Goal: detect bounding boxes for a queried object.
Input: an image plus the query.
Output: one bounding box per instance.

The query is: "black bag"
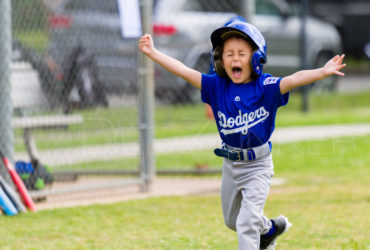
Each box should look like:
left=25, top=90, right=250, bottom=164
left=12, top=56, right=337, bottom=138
left=15, top=159, right=54, bottom=191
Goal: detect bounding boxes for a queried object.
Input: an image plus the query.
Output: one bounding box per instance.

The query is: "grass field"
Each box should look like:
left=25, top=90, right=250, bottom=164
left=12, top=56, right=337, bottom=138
left=1, top=136, right=369, bottom=249
left=7, top=30, right=369, bottom=249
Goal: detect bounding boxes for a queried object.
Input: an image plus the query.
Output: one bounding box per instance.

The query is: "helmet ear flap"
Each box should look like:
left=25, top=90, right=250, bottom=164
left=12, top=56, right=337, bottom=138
left=212, top=47, right=228, bottom=79
left=250, top=50, right=266, bottom=77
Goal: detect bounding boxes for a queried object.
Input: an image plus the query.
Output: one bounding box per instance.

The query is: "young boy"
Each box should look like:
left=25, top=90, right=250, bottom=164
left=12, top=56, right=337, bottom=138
left=138, top=21, right=346, bottom=250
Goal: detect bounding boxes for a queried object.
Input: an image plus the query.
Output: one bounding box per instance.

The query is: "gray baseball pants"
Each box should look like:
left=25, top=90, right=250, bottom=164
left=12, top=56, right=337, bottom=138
left=221, top=154, right=274, bottom=250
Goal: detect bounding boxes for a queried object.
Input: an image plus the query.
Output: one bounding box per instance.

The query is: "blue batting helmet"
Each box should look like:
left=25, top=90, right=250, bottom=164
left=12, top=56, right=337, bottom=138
left=211, top=21, right=267, bottom=78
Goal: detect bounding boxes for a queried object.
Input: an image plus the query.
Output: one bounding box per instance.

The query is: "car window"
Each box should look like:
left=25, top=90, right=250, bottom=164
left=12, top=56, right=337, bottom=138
left=182, top=0, right=239, bottom=12
left=65, top=0, right=118, bottom=13
left=256, top=0, right=281, bottom=15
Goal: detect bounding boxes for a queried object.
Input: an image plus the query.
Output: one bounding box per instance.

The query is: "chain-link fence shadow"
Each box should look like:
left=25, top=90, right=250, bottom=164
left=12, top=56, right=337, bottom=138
left=5, top=0, right=343, bottom=207
left=9, top=0, right=148, bottom=205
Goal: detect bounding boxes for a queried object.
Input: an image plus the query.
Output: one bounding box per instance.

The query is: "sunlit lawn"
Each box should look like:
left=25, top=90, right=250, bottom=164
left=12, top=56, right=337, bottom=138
left=1, top=136, right=369, bottom=249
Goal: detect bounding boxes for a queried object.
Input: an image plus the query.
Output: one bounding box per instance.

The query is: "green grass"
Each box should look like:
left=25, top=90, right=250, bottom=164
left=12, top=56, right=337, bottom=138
left=14, top=91, right=370, bottom=152
left=273, top=136, right=370, bottom=185
left=277, top=90, right=370, bottom=126
left=264, top=184, right=369, bottom=249
left=1, top=192, right=368, bottom=249
left=1, top=136, right=369, bottom=249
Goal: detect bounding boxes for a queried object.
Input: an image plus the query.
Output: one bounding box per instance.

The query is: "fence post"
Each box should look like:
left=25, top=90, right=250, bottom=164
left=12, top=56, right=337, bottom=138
left=300, top=0, right=309, bottom=112
left=241, top=0, right=255, bottom=24
left=138, top=0, right=155, bottom=191
left=0, top=0, right=14, bottom=184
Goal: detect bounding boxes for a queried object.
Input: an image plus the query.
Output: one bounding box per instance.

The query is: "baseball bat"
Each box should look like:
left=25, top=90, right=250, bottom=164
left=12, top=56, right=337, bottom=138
left=0, top=185, right=18, bottom=216
left=0, top=175, right=27, bottom=213
left=0, top=149, right=36, bottom=211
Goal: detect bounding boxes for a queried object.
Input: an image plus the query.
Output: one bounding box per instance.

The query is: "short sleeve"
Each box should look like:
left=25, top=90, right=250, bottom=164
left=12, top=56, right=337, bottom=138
left=261, top=75, right=289, bottom=108
left=201, top=73, right=218, bottom=105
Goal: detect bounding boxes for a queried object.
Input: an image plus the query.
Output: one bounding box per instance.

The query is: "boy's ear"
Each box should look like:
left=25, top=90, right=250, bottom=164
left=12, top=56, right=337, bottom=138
left=213, top=47, right=228, bottom=78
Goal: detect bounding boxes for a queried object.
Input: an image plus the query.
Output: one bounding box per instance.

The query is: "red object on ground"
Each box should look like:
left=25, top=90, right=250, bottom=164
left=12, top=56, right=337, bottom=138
left=1, top=156, right=36, bottom=212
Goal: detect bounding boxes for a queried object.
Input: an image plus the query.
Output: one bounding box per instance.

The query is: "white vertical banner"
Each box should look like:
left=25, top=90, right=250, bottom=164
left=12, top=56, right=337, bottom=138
left=118, top=0, right=142, bottom=38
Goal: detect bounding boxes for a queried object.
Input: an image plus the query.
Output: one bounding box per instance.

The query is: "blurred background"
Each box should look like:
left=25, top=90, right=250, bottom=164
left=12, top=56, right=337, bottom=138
left=11, top=0, right=369, bottom=105
left=1, top=0, right=369, bottom=204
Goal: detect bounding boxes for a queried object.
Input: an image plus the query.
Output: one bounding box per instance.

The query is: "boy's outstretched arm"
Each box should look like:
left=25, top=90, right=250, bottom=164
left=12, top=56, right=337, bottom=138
left=280, top=54, right=346, bottom=94
left=138, top=34, right=202, bottom=90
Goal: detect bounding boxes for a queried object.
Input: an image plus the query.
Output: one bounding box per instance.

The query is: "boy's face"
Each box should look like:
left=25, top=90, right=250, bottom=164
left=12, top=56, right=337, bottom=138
left=221, top=37, right=254, bottom=84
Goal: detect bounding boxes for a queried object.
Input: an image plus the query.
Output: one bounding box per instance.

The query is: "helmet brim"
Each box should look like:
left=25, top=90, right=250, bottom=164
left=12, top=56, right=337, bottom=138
left=211, top=27, right=254, bottom=50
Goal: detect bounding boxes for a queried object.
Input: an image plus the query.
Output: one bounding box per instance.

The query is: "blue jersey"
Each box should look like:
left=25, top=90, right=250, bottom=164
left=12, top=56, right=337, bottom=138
left=201, top=73, right=289, bottom=148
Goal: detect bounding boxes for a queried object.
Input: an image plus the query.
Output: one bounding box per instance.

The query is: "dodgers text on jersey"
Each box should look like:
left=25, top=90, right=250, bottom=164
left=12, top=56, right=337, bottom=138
left=218, top=107, right=270, bottom=136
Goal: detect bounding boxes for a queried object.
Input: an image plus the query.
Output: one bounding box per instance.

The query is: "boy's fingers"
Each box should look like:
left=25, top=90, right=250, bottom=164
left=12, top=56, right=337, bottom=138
left=337, top=64, right=346, bottom=70
left=334, top=64, right=346, bottom=76
left=337, top=54, right=345, bottom=64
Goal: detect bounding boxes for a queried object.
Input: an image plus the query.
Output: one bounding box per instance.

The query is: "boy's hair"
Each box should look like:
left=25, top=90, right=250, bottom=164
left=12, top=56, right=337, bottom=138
left=219, top=31, right=258, bottom=51
left=211, top=21, right=267, bottom=78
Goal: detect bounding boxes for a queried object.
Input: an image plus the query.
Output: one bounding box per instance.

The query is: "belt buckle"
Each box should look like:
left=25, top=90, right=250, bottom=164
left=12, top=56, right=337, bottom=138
left=230, top=150, right=242, bottom=161
left=236, top=151, right=242, bottom=161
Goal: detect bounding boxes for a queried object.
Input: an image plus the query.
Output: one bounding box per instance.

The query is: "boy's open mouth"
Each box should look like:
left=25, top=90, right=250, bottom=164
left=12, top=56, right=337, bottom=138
left=232, top=66, right=242, bottom=78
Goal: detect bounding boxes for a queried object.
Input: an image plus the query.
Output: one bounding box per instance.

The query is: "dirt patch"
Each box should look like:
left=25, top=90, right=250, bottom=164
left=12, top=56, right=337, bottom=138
left=34, top=176, right=285, bottom=210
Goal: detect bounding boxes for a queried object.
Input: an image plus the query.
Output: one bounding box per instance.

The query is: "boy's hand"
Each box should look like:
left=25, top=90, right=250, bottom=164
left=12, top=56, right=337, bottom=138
left=322, top=54, right=346, bottom=77
left=137, top=33, right=202, bottom=89
left=280, top=54, right=346, bottom=94
left=138, top=34, right=154, bottom=56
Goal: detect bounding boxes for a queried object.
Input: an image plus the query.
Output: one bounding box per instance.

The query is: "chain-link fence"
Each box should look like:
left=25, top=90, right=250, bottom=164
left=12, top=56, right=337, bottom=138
left=5, top=0, right=155, bottom=207
left=3, top=0, right=341, bottom=208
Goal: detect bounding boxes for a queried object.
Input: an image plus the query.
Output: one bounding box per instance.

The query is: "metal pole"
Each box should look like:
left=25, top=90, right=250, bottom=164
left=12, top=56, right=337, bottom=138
left=0, top=0, right=14, bottom=184
left=138, top=0, right=155, bottom=191
left=241, top=0, right=255, bottom=24
left=300, top=0, right=309, bottom=112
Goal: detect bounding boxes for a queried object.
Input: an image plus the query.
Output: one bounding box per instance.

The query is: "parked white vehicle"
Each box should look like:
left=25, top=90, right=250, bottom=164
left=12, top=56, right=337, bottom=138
left=154, top=0, right=342, bottom=98
left=47, top=0, right=342, bottom=103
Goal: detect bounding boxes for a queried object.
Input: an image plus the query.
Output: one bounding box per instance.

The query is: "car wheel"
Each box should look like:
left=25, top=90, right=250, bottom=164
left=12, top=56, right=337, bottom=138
left=180, top=53, right=212, bottom=103
left=179, top=84, right=199, bottom=103
left=311, top=52, right=338, bottom=93
left=156, top=53, right=210, bottom=104
left=179, top=53, right=212, bottom=104
left=195, top=53, right=212, bottom=74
